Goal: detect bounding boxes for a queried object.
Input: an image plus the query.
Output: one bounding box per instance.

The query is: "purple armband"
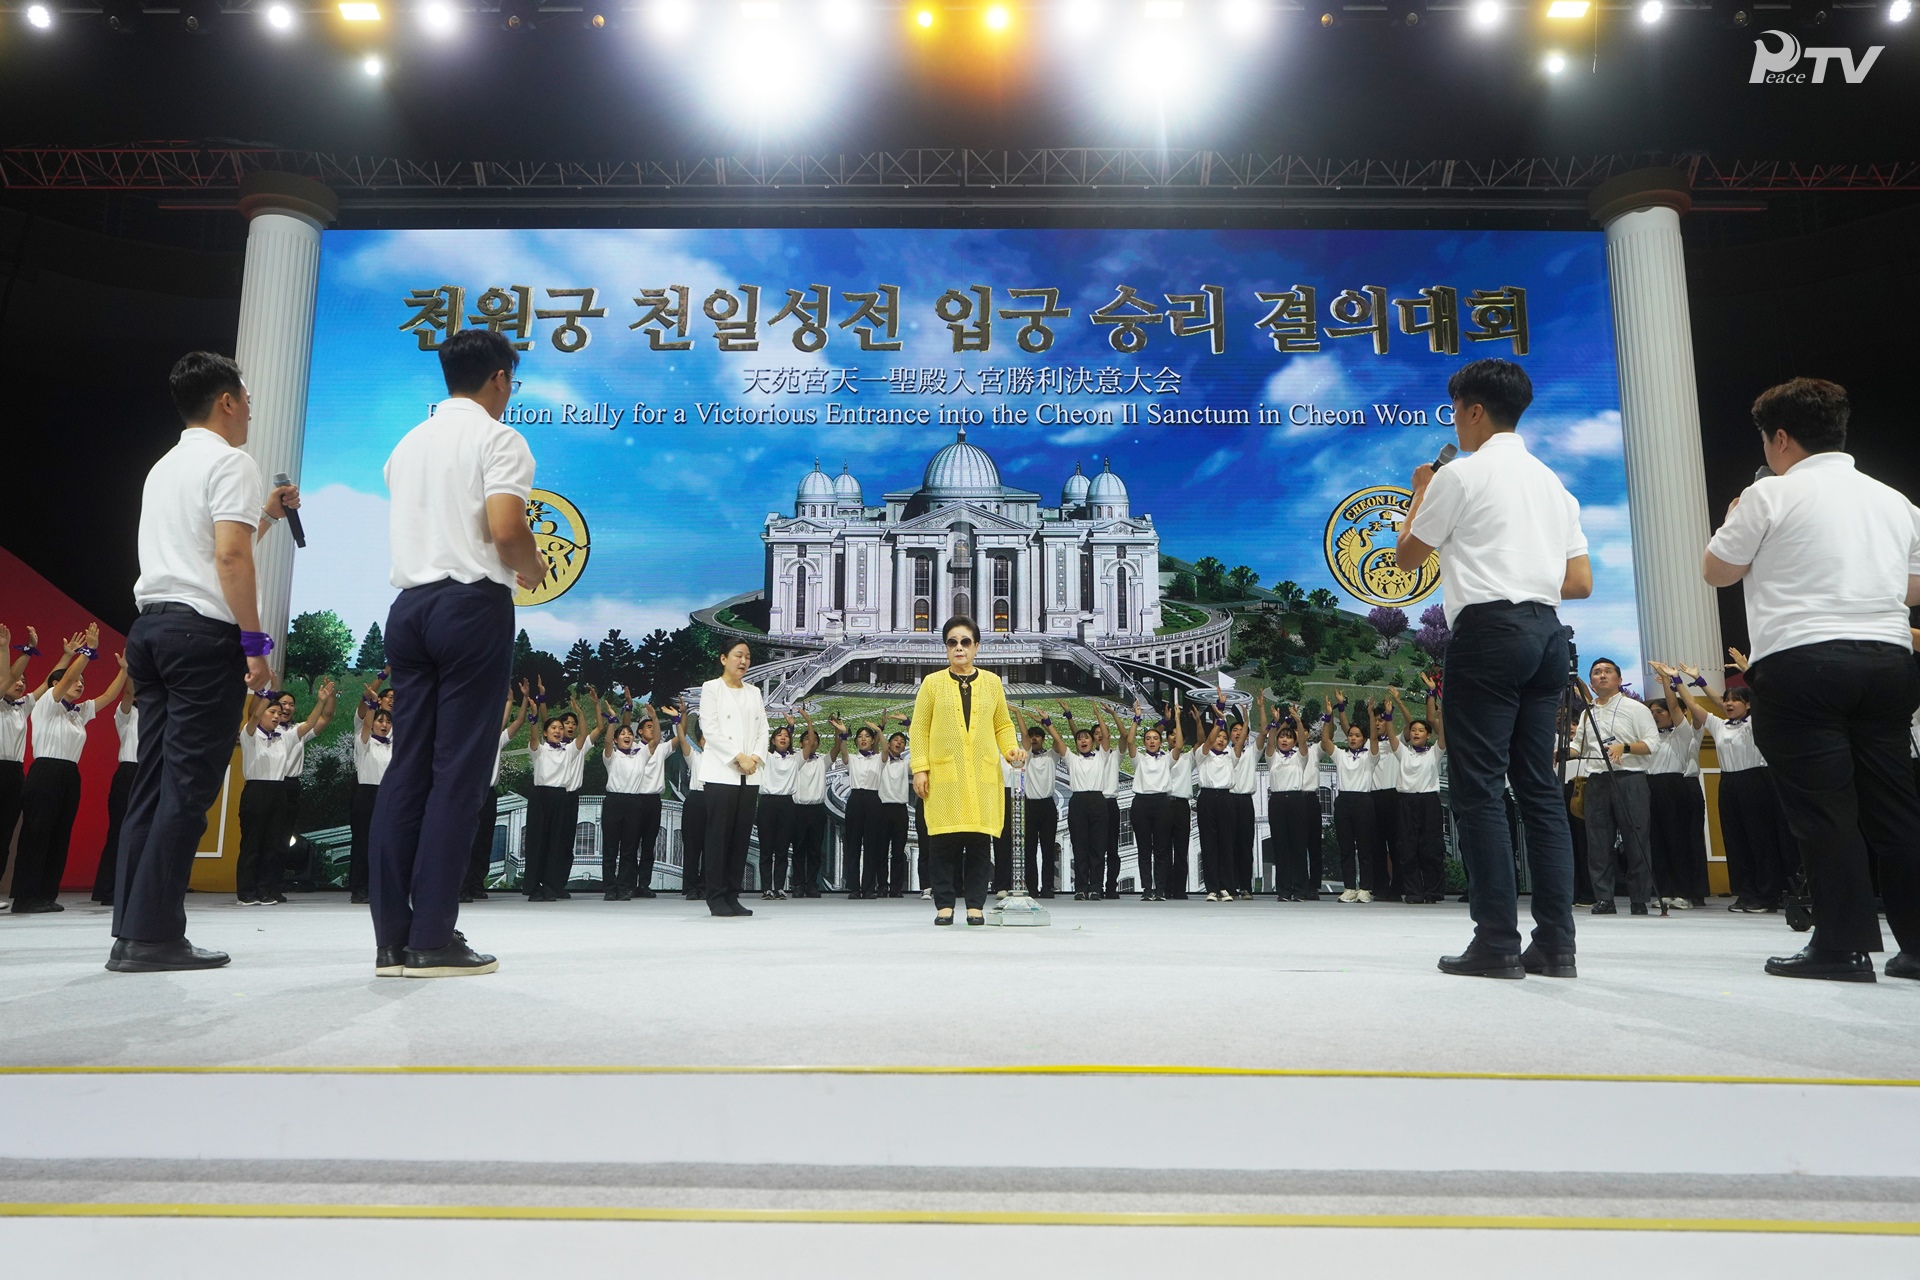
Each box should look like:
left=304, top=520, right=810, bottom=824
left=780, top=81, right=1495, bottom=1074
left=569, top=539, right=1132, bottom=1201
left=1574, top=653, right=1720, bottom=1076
left=1691, top=676, right=1708, bottom=689
left=240, top=631, right=273, bottom=658
left=11, top=645, right=37, bottom=656
left=78, top=645, right=101, bottom=660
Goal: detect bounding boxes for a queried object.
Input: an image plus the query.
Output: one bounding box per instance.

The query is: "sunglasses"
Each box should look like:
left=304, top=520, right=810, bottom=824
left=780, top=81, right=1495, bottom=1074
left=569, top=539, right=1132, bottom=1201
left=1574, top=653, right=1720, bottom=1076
left=945, top=636, right=976, bottom=648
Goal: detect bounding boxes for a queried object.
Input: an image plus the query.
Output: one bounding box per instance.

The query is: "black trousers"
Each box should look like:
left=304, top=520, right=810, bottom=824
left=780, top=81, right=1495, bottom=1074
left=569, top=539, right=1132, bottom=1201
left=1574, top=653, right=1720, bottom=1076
left=681, top=790, right=707, bottom=896
left=1397, top=792, right=1446, bottom=900
left=1583, top=770, right=1653, bottom=906
left=1104, top=795, right=1123, bottom=893
left=1067, top=791, right=1108, bottom=892
left=991, top=787, right=1014, bottom=891
left=1231, top=792, right=1256, bottom=894
left=1271, top=790, right=1318, bottom=896
left=1749, top=640, right=1920, bottom=955
left=463, top=789, right=498, bottom=896
left=604, top=791, right=661, bottom=896
left=755, top=792, right=795, bottom=894
left=1195, top=788, right=1234, bottom=892
left=235, top=777, right=297, bottom=899
left=791, top=802, right=827, bottom=893
left=113, top=606, right=247, bottom=944
left=1442, top=601, right=1577, bottom=957
left=1332, top=791, right=1376, bottom=891
left=523, top=786, right=581, bottom=895
left=1164, top=796, right=1191, bottom=896
left=1132, top=792, right=1166, bottom=894
left=864, top=801, right=909, bottom=895
left=91, top=760, right=137, bottom=903
left=11, top=756, right=82, bottom=907
left=1024, top=796, right=1060, bottom=893
left=348, top=782, right=380, bottom=895
left=842, top=789, right=879, bottom=892
left=1718, top=767, right=1789, bottom=908
left=1372, top=789, right=1402, bottom=897
left=370, top=577, right=514, bottom=952
left=1566, top=779, right=1595, bottom=904
left=703, top=779, right=757, bottom=905
left=927, top=830, right=992, bottom=910
left=0, top=758, right=23, bottom=889
left=1647, top=775, right=1709, bottom=903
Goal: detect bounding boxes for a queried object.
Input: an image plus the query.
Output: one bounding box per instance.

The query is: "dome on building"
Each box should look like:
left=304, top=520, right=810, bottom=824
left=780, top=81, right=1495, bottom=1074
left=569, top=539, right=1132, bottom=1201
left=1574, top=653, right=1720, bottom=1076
left=832, top=464, right=864, bottom=508
left=921, top=428, right=1002, bottom=498
left=1088, top=458, right=1130, bottom=518
left=797, top=459, right=835, bottom=506
left=1061, top=461, right=1091, bottom=510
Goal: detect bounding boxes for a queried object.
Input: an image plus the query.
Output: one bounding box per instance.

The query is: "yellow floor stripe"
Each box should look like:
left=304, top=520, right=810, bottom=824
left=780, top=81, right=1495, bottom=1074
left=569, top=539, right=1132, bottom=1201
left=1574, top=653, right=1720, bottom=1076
left=0, top=1064, right=1915, bottom=1087
left=0, top=1204, right=1915, bottom=1233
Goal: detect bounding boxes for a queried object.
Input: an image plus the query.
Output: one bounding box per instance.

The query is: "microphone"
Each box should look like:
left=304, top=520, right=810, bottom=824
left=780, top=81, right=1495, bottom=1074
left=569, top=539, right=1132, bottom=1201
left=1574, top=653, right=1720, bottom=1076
left=1753, top=464, right=1773, bottom=483
left=272, top=472, right=306, bottom=548
left=1432, top=443, right=1459, bottom=471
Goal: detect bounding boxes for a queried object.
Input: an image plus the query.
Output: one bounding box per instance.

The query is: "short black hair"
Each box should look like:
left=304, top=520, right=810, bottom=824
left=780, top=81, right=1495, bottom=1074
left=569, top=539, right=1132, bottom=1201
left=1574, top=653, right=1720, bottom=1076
left=1751, top=378, right=1848, bottom=453
left=1590, top=657, right=1621, bottom=677
left=1446, top=358, right=1533, bottom=429
left=169, top=351, right=245, bottom=424
left=941, top=615, right=980, bottom=644
left=720, top=638, right=754, bottom=660
left=438, top=328, right=520, bottom=395
left=1726, top=685, right=1755, bottom=708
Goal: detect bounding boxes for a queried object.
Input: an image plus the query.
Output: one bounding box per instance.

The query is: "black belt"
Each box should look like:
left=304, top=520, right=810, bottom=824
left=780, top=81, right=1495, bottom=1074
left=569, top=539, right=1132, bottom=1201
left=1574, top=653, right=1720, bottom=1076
left=139, top=602, right=202, bottom=616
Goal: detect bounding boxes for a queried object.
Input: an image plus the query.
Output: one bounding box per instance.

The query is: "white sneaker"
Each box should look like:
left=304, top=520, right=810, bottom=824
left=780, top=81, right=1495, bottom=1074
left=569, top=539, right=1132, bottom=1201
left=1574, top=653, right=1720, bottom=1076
left=1356, top=889, right=1373, bottom=903
left=921, top=888, right=932, bottom=900
left=996, top=889, right=1009, bottom=900
left=1338, top=888, right=1359, bottom=903
left=1670, top=897, right=1692, bottom=910
left=1206, top=892, right=1220, bottom=902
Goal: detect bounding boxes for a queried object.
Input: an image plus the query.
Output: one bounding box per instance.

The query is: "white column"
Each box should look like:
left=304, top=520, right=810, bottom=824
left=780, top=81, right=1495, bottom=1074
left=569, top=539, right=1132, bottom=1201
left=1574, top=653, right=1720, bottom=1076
left=1591, top=169, right=1725, bottom=691
left=233, top=172, right=338, bottom=676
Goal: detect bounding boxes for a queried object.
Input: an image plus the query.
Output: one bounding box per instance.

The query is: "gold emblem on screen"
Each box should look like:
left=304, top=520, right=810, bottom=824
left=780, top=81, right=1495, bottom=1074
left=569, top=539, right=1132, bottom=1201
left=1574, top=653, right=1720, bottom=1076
left=515, top=489, right=590, bottom=607
left=1323, top=485, right=1440, bottom=608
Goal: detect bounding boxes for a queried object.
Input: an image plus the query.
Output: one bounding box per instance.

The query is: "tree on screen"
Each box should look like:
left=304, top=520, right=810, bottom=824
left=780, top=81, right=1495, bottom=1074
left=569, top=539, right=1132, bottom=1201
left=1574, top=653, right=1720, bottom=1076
left=286, top=610, right=354, bottom=694
left=1307, top=588, right=1339, bottom=612
left=1192, top=556, right=1226, bottom=598
left=1270, top=580, right=1306, bottom=613
left=1366, top=605, right=1408, bottom=656
left=1226, top=565, right=1260, bottom=598
left=354, top=622, right=385, bottom=672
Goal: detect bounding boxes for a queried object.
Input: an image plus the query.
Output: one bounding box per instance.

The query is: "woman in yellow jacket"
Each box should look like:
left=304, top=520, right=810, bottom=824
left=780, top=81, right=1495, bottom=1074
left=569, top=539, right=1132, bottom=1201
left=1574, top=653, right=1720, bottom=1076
left=910, top=615, right=1026, bottom=926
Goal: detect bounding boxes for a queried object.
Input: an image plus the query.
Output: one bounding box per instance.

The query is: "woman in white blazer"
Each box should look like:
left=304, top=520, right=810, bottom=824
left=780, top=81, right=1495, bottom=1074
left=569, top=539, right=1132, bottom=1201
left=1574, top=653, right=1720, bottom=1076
left=697, top=640, right=768, bottom=918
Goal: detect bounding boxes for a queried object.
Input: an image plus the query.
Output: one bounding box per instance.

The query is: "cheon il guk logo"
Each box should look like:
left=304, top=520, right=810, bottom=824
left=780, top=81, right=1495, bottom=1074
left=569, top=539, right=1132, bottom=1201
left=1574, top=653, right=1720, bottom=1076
left=1750, top=30, right=1884, bottom=84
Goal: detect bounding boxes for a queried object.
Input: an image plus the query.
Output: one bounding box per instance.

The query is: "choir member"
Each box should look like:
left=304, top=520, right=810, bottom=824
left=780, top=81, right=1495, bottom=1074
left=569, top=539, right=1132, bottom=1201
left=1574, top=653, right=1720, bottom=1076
left=1162, top=707, right=1195, bottom=899
left=11, top=627, right=125, bottom=913
left=696, top=640, right=768, bottom=918
left=604, top=696, right=671, bottom=901
left=1130, top=708, right=1176, bottom=902
left=523, top=680, right=600, bottom=902
left=1260, top=695, right=1322, bottom=902
left=1227, top=712, right=1259, bottom=898
left=1321, top=690, right=1380, bottom=903
left=1044, top=707, right=1109, bottom=901
left=0, top=625, right=37, bottom=894
left=1694, top=651, right=1791, bottom=912
left=991, top=750, right=1017, bottom=896
left=1011, top=707, right=1061, bottom=898
left=755, top=717, right=800, bottom=901
left=1192, top=700, right=1237, bottom=902
left=1387, top=681, right=1447, bottom=904
left=91, top=652, right=139, bottom=905
left=1369, top=700, right=1403, bottom=900
left=672, top=702, right=707, bottom=899
left=831, top=718, right=883, bottom=897
left=789, top=720, right=828, bottom=897
left=871, top=726, right=912, bottom=898
left=349, top=682, right=392, bottom=904
left=234, top=690, right=289, bottom=906
left=1094, top=703, right=1133, bottom=898
left=1647, top=662, right=1710, bottom=909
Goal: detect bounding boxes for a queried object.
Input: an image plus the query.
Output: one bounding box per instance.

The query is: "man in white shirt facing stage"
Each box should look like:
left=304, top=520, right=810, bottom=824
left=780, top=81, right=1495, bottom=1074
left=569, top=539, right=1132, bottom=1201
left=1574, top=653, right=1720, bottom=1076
left=1704, top=377, right=1920, bottom=983
left=1399, top=359, right=1592, bottom=980
left=110, top=352, right=295, bottom=972
left=370, top=329, right=543, bottom=978
left=1569, top=658, right=1659, bottom=917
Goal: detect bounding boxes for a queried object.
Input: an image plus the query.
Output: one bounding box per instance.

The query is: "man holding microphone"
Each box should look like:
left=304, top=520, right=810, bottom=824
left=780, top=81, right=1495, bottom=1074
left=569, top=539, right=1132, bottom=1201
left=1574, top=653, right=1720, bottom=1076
left=1396, top=359, right=1593, bottom=980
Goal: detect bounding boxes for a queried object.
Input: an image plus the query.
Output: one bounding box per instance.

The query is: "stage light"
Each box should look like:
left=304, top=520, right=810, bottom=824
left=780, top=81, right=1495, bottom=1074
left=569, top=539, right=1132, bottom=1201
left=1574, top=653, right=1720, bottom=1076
left=984, top=3, right=1010, bottom=30
left=1144, top=0, right=1184, bottom=19
left=1893, top=0, right=1912, bottom=19
left=586, top=10, right=606, bottom=27
left=1545, top=0, right=1588, bottom=16
left=1470, top=0, right=1501, bottom=27
left=1062, top=0, right=1103, bottom=32
left=741, top=0, right=779, bottom=19
left=915, top=7, right=934, bottom=27
left=501, top=0, right=538, bottom=30
left=821, top=0, right=862, bottom=33
left=1638, top=0, right=1662, bottom=21
left=421, top=0, right=455, bottom=33
left=265, top=3, right=295, bottom=31
left=362, top=53, right=384, bottom=76
left=649, top=0, right=694, bottom=37
left=1221, top=0, right=1264, bottom=33
left=105, top=0, right=141, bottom=33
left=339, top=2, right=382, bottom=21
left=25, top=3, right=52, bottom=28
left=183, top=0, right=222, bottom=32
left=1542, top=49, right=1567, bottom=73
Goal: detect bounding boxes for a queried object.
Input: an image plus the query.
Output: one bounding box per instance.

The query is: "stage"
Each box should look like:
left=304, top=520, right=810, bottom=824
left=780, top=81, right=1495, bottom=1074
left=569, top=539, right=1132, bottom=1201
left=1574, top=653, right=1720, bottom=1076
left=2, top=894, right=1917, bottom=1276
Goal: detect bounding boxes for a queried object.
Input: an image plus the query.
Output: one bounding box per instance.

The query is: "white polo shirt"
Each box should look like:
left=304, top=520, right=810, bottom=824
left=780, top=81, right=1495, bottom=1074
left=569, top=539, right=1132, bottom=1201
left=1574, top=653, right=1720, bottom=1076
left=1648, top=720, right=1702, bottom=778
left=1228, top=741, right=1260, bottom=795
left=354, top=733, right=393, bottom=786
left=1023, top=748, right=1058, bottom=799
left=878, top=754, right=912, bottom=805
left=1370, top=738, right=1400, bottom=791
left=282, top=721, right=315, bottom=778
left=1393, top=742, right=1442, bottom=794
left=757, top=748, right=800, bottom=798
left=385, top=398, right=536, bottom=591
left=530, top=737, right=592, bottom=790
left=1194, top=747, right=1234, bottom=791
left=792, top=753, right=827, bottom=804
left=1065, top=749, right=1110, bottom=793
left=1100, top=740, right=1121, bottom=798
left=1407, top=431, right=1589, bottom=628
left=1, top=693, right=35, bottom=763
left=846, top=749, right=884, bottom=791
left=1165, top=752, right=1195, bottom=801
left=1572, top=693, right=1659, bottom=775
left=682, top=744, right=704, bottom=793
left=1134, top=749, right=1172, bottom=795
left=489, top=727, right=511, bottom=787
left=1706, top=452, right=1920, bottom=664
left=239, top=723, right=290, bottom=782
left=29, top=695, right=94, bottom=763
left=1331, top=745, right=1375, bottom=794
left=1705, top=713, right=1767, bottom=773
left=1267, top=743, right=1320, bottom=793
left=133, top=427, right=266, bottom=624
left=606, top=740, right=670, bottom=795
left=114, top=703, right=139, bottom=765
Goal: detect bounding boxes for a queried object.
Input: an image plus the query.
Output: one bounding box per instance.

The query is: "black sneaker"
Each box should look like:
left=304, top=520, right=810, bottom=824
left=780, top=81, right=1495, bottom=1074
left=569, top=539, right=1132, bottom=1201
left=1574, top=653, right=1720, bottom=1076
left=236, top=894, right=260, bottom=906
left=1630, top=902, right=1649, bottom=916
left=1590, top=901, right=1618, bottom=915
left=106, top=937, right=231, bottom=972
left=402, top=937, right=499, bottom=978
left=375, top=947, right=405, bottom=977
left=1885, top=952, right=1919, bottom=981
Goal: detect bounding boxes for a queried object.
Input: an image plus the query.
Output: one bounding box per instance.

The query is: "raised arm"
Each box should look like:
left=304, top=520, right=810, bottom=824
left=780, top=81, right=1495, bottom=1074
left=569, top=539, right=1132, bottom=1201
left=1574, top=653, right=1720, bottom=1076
left=91, top=649, right=129, bottom=710
left=1167, top=703, right=1185, bottom=758
left=826, top=717, right=848, bottom=764
left=1678, top=663, right=1729, bottom=719
left=46, top=626, right=95, bottom=703
left=0, top=625, right=35, bottom=693
left=1365, top=700, right=1381, bottom=756
left=1422, top=674, right=1446, bottom=750
left=1383, top=690, right=1404, bottom=751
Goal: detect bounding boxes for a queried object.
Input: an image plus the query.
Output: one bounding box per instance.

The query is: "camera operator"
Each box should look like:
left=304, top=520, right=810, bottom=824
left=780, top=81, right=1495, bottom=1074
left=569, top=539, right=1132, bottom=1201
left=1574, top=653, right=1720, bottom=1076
left=1568, top=658, right=1657, bottom=917
left=1399, top=359, right=1592, bottom=980
left=1703, top=377, right=1920, bottom=983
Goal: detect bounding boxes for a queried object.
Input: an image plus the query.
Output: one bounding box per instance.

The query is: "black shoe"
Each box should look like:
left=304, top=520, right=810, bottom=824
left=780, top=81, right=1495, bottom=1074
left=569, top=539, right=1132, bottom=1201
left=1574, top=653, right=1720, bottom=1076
left=1630, top=902, right=1649, bottom=916
left=1689, top=897, right=1707, bottom=908
left=458, top=893, right=473, bottom=903
left=806, top=890, right=821, bottom=898
left=11, top=900, right=60, bottom=914
left=269, top=892, right=289, bottom=904
left=1438, top=944, right=1525, bottom=979
left=106, top=937, right=231, bottom=973
left=374, top=947, right=405, bottom=977
left=1730, top=898, right=1769, bottom=913
left=935, top=911, right=953, bottom=925
left=1573, top=898, right=1594, bottom=908
left=604, top=892, right=620, bottom=901
left=966, top=911, right=985, bottom=925
left=1170, top=892, right=1191, bottom=900
left=637, top=888, right=658, bottom=898
left=1886, top=952, right=1920, bottom=980
left=1590, top=901, right=1618, bottom=915
left=1766, top=946, right=1874, bottom=982
left=1036, top=890, right=1056, bottom=899
left=1520, top=944, right=1578, bottom=978
left=470, top=890, right=490, bottom=900
left=402, top=937, right=498, bottom=978
left=350, top=892, right=369, bottom=905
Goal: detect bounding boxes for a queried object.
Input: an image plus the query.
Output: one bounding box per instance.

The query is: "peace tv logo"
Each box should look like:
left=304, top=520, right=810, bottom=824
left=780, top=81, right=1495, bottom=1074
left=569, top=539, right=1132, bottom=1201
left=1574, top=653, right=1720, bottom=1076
left=516, top=489, right=591, bottom=607
left=1323, top=486, right=1441, bottom=609
left=1749, top=29, right=1883, bottom=84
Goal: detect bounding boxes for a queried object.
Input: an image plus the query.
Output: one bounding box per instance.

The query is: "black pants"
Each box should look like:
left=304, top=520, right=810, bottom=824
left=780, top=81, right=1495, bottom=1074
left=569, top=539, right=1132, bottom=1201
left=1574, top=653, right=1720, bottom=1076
left=681, top=790, right=707, bottom=897
left=1718, top=767, right=1789, bottom=909
left=1231, top=792, right=1256, bottom=894
left=464, top=789, right=499, bottom=896
left=1647, top=774, right=1709, bottom=903
left=113, top=605, right=247, bottom=944
left=1583, top=770, right=1653, bottom=906
left=370, top=577, right=514, bottom=952
left=1332, top=791, right=1375, bottom=891
left=991, top=787, right=1014, bottom=891
left=703, top=779, right=758, bottom=906
left=1372, top=789, right=1402, bottom=897
left=755, top=792, right=795, bottom=894
left=842, top=789, right=879, bottom=892
left=791, top=802, right=826, bottom=893
left=1397, top=792, right=1446, bottom=900
left=1132, top=792, right=1166, bottom=895
left=91, top=760, right=137, bottom=903
left=11, top=756, right=82, bottom=907
left=348, top=782, right=380, bottom=895
left=522, top=786, right=579, bottom=896
left=0, top=758, right=23, bottom=890
left=235, top=777, right=298, bottom=900
left=1024, top=796, right=1060, bottom=893
left=1271, top=790, right=1318, bottom=896
left=1067, top=791, right=1108, bottom=892
left=1442, top=601, right=1577, bottom=957
left=865, top=801, right=909, bottom=896
left=1566, top=779, right=1595, bottom=904
left=1749, top=641, right=1920, bottom=955
left=1164, top=796, right=1191, bottom=897
left=927, top=830, right=992, bottom=911
left=604, top=791, right=661, bottom=896
left=1104, top=795, right=1123, bottom=893
left=1195, top=788, right=1233, bottom=892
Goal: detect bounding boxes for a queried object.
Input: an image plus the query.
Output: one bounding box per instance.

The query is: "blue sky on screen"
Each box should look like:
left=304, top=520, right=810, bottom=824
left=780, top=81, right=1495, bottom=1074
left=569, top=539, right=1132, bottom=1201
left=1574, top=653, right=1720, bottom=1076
left=291, top=227, right=1639, bottom=680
